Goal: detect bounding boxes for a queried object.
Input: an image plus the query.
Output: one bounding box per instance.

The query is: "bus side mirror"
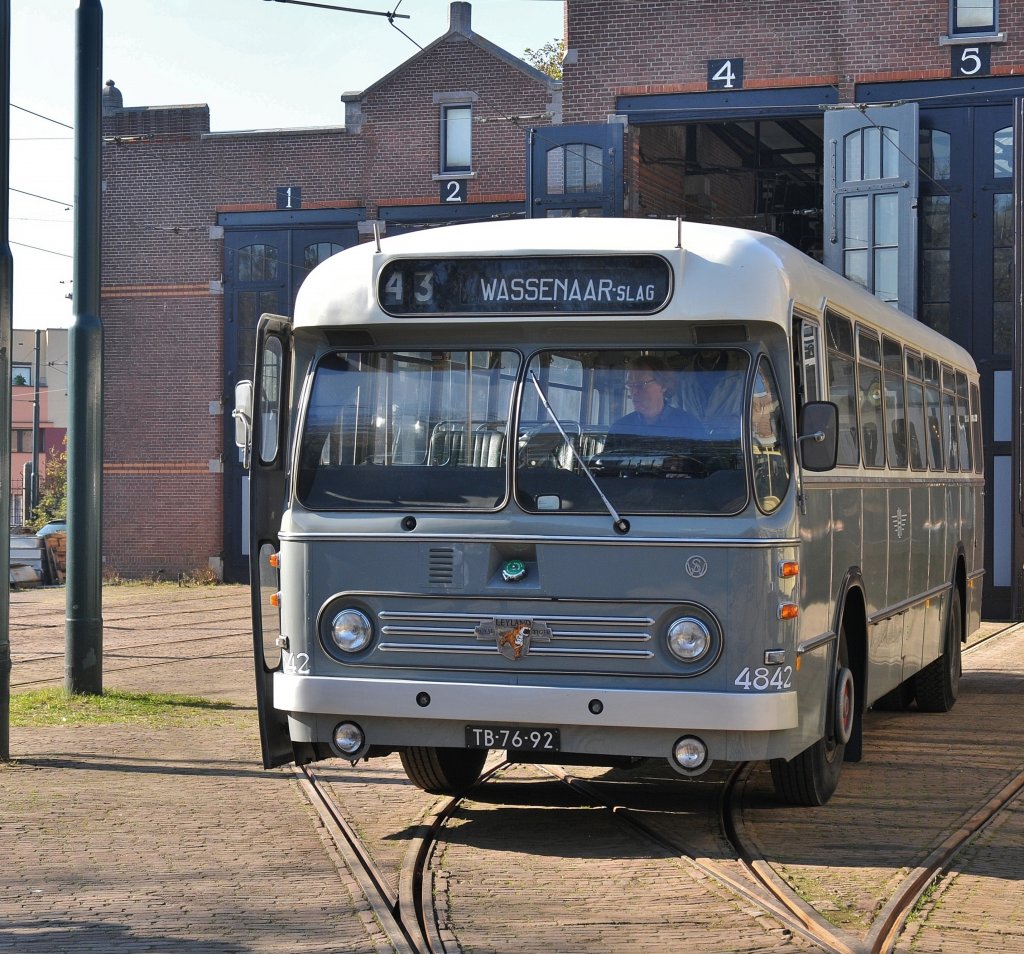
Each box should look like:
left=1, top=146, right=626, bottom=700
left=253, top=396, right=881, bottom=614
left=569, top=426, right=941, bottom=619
left=798, top=401, right=838, bottom=472
left=233, top=380, right=254, bottom=470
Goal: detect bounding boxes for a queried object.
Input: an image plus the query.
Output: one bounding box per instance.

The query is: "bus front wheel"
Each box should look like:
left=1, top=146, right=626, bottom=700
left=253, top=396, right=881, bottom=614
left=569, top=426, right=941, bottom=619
left=400, top=746, right=488, bottom=795
left=769, top=630, right=852, bottom=807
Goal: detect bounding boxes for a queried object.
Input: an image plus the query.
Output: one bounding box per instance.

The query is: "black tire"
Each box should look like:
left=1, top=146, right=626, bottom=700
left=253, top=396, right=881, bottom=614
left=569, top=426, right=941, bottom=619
left=914, top=587, right=962, bottom=713
left=399, top=746, right=487, bottom=795
left=770, top=630, right=852, bottom=807
left=873, top=678, right=916, bottom=712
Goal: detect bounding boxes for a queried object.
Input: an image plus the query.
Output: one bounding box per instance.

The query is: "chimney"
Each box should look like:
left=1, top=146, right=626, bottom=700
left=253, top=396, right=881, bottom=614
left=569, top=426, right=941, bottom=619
left=449, top=1, right=472, bottom=34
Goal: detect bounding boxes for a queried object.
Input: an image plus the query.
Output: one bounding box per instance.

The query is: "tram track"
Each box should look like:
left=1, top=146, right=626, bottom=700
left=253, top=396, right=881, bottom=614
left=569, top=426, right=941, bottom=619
left=293, top=740, right=1024, bottom=954
left=284, top=618, right=1019, bottom=945
left=296, top=761, right=512, bottom=954
left=544, top=754, right=1024, bottom=954
left=10, top=646, right=249, bottom=689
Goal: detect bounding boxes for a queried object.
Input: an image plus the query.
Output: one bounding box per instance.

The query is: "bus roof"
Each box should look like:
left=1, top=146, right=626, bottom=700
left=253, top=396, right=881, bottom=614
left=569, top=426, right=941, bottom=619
left=292, top=217, right=975, bottom=373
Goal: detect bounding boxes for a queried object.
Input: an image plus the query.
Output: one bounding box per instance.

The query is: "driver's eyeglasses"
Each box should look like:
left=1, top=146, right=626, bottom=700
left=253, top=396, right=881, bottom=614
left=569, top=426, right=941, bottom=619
left=625, top=378, right=655, bottom=393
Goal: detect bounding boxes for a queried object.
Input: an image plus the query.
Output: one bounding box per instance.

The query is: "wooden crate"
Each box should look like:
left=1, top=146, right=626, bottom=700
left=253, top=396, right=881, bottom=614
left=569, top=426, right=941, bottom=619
left=44, top=532, right=67, bottom=584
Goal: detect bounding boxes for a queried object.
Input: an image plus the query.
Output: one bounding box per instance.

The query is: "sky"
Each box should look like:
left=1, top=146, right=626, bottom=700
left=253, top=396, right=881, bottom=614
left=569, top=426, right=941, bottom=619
left=7, top=0, right=564, bottom=330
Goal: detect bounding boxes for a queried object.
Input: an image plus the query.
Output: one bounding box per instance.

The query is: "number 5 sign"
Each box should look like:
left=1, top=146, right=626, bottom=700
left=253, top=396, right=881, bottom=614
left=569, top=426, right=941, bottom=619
left=707, top=58, right=744, bottom=90
left=951, top=45, right=990, bottom=78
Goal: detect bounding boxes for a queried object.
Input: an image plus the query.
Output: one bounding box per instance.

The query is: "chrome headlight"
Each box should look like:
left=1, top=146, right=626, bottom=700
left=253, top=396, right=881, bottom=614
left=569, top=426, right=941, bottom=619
left=667, top=617, right=711, bottom=662
left=330, top=609, right=373, bottom=653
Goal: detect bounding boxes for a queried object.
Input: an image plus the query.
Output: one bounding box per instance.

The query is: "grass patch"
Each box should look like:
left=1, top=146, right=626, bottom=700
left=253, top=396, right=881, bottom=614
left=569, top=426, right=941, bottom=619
left=9, top=688, right=236, bottom=727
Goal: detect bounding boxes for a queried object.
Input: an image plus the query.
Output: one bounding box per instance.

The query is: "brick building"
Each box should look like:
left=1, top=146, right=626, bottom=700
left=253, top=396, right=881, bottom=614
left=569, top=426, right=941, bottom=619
left=529, top=0, right=1020, bottom=617
left=100, top=2, right=558, bottom=581
left=104, top=0, right=1023, bottom=617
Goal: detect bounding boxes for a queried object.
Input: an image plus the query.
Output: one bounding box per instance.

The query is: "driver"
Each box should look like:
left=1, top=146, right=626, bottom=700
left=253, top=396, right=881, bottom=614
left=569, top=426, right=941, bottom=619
left=609, top=356, right=701, bottom=440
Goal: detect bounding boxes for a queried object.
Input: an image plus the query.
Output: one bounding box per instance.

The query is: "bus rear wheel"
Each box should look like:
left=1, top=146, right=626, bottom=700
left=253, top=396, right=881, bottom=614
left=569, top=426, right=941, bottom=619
left=400, top=746, right=488, bottom=795
left=914, top=587, right=962, bottom=713
left=770, top=631, right=853, bottom=807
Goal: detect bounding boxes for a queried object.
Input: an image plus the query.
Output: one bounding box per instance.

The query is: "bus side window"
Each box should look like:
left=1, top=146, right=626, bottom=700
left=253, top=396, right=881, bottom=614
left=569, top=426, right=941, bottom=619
left=883, top=337, right=907, bottom=469
left=826, top=311, right=859, bottom=466
left=955, top=371, right=972, bottom=472
left=941, top=365, right=958, bottom=471
left=750, top=357, right=791, bottom=513
left=796, top=319, right=822, bottom=405
left=857, top=328, right=884, bottom=469
left=905, top=350, right=926, bottom=471
left=924, top=356, right=943, bottom=470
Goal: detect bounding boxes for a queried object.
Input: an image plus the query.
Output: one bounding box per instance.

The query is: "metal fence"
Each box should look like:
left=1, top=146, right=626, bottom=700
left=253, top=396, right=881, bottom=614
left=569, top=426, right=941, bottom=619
left=9, top=482, right=24, bottom=529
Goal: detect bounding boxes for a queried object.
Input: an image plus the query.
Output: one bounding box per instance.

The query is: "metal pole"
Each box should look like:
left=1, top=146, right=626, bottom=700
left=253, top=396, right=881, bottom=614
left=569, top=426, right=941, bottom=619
left=65, top=0, right=103, bottom=695
left=0, top=0, right=14, bottom=759
left=30, top=329, right=40, bottom=514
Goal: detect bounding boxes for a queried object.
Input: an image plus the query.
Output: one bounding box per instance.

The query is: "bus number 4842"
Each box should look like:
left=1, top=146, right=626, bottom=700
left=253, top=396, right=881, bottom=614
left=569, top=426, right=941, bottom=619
left=735, top=665, right=793, bottom=691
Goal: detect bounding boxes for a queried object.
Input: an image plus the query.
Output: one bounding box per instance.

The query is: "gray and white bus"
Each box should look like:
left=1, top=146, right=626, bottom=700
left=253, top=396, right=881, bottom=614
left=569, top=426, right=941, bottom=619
left=235, top=218, right=983, bottom=806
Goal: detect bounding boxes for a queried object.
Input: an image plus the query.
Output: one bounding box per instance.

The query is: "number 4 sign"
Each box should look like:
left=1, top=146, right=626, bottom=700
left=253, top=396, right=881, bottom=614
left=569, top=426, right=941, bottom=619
left=707, top=58, right=744, bottom=90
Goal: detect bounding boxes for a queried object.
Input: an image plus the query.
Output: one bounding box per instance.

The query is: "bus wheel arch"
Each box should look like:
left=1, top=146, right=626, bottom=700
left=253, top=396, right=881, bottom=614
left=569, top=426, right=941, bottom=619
left=914, top=569, right=964, bottom=713
left=769, top=588, right=864, bottom=806
left=838, top=584, right=867, bottom=763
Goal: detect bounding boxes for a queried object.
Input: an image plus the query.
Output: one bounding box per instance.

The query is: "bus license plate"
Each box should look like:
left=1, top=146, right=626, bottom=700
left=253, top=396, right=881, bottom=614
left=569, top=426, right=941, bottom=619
left=465, top=725, right=560, bottom=752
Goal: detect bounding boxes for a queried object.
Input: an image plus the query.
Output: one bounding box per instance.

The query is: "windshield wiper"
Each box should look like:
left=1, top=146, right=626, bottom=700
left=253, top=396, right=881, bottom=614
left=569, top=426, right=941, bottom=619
left=528, top=371, right=630, bottom=534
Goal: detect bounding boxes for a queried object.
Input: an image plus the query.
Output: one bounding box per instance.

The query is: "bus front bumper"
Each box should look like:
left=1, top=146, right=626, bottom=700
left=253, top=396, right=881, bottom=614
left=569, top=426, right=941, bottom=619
left=273, top=673, right=798, bottom=732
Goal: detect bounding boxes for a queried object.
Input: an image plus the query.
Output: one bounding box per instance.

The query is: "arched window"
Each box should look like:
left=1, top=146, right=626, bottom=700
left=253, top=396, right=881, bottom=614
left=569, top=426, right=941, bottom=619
left=843, top=126, right=899, bottom=182
left=545, top=144, right=602, bottom=195
left=238, top=244, right=278, bottom=282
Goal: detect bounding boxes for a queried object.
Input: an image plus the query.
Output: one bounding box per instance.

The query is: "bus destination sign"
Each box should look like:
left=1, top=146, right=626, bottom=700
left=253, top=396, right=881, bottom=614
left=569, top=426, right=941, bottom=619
left=378, top=255, right=672, bottom=317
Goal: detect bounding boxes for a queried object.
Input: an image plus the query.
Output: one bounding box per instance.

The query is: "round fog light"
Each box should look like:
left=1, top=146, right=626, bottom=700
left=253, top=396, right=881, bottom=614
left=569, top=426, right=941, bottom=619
left=673, top=735, right=708, bottom=771
left=333, top=722, right=365, bottom=755
left=331, top=609, right=372, bottom=653
left=667, top=617, right=711, bottom=662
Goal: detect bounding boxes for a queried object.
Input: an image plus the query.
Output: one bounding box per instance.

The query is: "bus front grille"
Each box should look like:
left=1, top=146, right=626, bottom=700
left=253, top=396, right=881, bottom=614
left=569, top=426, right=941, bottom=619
left=377, top=610, right=655, bottom=660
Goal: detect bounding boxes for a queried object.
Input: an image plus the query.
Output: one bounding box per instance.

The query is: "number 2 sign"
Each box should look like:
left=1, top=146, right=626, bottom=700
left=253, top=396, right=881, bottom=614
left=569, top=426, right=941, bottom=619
left=707, top=58, right=744, bottom=90
left=440, top=179, right=467, bottom=204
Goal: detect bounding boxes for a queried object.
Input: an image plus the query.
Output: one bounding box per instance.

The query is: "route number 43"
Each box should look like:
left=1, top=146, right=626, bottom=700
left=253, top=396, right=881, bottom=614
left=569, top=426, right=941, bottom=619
left=707, top=58, right=744, bottom=90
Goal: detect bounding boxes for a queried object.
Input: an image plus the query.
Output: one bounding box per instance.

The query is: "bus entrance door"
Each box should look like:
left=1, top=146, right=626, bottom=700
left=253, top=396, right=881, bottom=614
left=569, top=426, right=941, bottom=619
left=245, top=314, right=295, bottom=767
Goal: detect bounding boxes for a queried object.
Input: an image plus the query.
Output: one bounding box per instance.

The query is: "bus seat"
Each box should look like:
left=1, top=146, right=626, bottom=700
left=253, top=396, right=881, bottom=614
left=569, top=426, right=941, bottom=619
left=428, top=421, right=466, bottom=466
left=471, top=422, right=506, bottom=467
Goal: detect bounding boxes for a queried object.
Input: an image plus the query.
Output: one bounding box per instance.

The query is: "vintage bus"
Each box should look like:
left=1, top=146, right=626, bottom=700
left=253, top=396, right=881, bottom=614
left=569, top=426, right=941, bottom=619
left=234, top=218, right=983, bottom=806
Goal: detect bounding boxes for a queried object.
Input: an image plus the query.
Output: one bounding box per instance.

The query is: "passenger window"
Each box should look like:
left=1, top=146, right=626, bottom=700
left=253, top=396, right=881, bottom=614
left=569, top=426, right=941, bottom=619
left=797, top=319, right=822, bottom=404
left=857, top=329, right=884, bottom=469
left=924, top=357, right=943, bottom=471
left=942, top=388, right=958, bottom=471
left=905, top=352, right=926, bottom=471
left=826, top=311, right=859, bottom=466
left=956, top=371, right=972, bottom=472
left=883, top=337, right=907, bottom=468
left=970, top=384, right=983, bottom=474
left=750, top=358, right=790, bottom=514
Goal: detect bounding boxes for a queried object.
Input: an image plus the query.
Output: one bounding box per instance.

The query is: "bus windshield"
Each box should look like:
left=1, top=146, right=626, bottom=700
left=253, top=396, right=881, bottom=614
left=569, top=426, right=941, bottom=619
left=296, top=349, right=520, bottom=510
left=518, top=349, right=752, bottom=515
left=296, top=347, right=766, bottom=515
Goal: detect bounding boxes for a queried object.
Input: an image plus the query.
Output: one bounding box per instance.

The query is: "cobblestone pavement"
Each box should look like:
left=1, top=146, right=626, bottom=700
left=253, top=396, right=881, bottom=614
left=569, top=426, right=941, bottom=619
left=1, top=584, right=381, bottom=954
left=2, top=585, right=1021, bottom=952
